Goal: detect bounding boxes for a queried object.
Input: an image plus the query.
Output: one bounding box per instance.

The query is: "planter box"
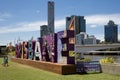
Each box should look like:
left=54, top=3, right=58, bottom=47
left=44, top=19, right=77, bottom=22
left=76, top=61, right=101, bottom=73
left=101, top=63, right=120, bottom=75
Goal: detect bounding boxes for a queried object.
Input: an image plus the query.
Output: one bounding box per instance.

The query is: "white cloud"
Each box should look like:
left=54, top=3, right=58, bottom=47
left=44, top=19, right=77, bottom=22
left=55, top=19, right=65, bottom=29
left=36, top=10, right=40, bottom=14
left=0, top=21, right=47, bottom=33
left=95, top=34, right=104, bottom=41
left=0, top=19, right=65, bottom=34
left=90, top=25, right=97, bottom=28
left=0, top=12, right=11, bottom=21
left=85, top=14, right=120, bottom=28
left=0, top=13, right=119, bottom=36
left=0, top=12, right=11, bottom=17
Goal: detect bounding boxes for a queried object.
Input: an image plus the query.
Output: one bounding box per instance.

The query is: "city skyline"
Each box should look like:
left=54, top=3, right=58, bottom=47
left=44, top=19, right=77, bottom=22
left=0, top=0, right=120, bottom=45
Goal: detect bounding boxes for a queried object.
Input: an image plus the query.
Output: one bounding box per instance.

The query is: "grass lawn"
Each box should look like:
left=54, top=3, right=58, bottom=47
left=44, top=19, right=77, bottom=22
left=0, top=58, right=120, bottom=80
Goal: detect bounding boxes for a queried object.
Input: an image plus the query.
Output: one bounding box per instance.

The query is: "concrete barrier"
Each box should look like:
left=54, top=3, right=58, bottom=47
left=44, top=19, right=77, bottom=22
left=101, top=64, right=120, bottom=75
left=11, top=58, right=76, bottom=75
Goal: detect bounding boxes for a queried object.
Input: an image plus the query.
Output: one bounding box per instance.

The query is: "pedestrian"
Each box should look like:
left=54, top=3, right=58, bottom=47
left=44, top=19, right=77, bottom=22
left=3, top=56, right=8, bottom=67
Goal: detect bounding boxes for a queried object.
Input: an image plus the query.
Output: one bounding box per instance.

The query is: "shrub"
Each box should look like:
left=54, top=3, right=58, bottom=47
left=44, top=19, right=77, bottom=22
left=99, top=57, right=115, bottom=64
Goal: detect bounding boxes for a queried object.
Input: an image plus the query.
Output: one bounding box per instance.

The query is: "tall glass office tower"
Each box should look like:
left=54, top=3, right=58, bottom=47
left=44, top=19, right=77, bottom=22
left=48, top=1, right=54, bottom=34
left=104, top=20, right=118, bottom=43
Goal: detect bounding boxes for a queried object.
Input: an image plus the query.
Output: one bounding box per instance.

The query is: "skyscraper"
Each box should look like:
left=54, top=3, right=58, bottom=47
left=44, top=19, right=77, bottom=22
left=48, top=1, right=54, bottom=34
left=66, top=15, right=86, bottom=35
left=104, top=20, right=118, bottom=43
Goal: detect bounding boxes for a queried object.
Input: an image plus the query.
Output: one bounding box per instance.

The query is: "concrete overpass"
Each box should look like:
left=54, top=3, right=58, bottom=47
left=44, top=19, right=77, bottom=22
left=75, top=44, right=120, bottom=53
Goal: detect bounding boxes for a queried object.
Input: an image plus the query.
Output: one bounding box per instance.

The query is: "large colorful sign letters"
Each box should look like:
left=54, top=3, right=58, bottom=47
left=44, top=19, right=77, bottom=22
left=15, top=29, right=75, bottom=64
left=15, top=34, right=59, bottom=63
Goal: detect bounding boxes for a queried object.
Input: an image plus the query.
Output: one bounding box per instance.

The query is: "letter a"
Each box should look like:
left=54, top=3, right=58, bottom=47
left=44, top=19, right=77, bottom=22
left=35, top=41, right=41, bottom=60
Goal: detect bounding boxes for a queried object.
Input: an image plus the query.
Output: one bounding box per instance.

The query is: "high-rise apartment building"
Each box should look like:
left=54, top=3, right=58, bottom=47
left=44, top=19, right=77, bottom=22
left=66, top=15, right=86, bottom=35
left=104, top=20, right=118, bottom=43
left=40, top=25, right=48, bottom=37
left=48, top=1, right=54, bottom=34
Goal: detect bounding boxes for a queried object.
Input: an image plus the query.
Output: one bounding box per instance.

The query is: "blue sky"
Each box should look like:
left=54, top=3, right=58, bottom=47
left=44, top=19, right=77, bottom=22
left=0, top=0, right=120, bottom=45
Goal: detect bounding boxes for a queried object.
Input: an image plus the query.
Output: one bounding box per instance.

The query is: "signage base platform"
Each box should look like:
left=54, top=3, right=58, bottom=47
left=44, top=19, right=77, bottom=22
left=11, top=58, right=76, bottom=75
